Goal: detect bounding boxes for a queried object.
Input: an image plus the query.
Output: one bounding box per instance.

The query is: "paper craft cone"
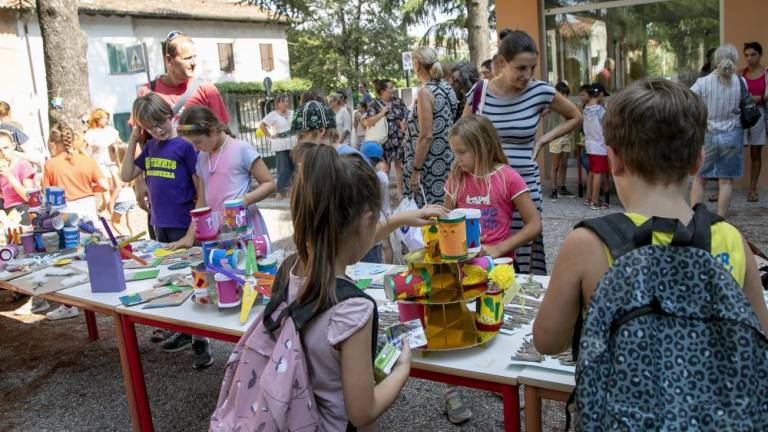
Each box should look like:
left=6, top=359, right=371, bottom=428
left=240, top=280, right=258, bottom=324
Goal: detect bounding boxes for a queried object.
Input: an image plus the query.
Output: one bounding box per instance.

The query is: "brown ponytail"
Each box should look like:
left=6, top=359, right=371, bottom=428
left=177, top=105, right=235, bottom=139
left=49, top=123, right=79, bottom=162
left=291, top=145, right=382, bottom=310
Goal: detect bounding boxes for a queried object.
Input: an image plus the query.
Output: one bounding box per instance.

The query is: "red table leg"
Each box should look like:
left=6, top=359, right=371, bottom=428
left=84, top=310, right=99, bottom=341
left=120, top=315, right=154, bottom=432
left=502, top=384, right=521, bottom=432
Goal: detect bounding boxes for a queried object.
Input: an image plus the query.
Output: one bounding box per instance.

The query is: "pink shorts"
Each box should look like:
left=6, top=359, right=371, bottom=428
left=588, top=154, right=609, bottom=174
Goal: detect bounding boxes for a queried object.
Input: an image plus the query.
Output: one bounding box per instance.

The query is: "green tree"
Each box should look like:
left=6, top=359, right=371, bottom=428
left=286, top=0, right=411, bottom=93
left=392, top=0, right=495, bottom=68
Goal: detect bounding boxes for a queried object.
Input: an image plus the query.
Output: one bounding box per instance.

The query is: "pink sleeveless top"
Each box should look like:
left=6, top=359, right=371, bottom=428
left=744, top=69, right=767, bottom=97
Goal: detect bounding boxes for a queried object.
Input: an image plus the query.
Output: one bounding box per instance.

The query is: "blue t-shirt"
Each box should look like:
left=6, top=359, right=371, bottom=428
left=135, top=136, right=198, bottom=228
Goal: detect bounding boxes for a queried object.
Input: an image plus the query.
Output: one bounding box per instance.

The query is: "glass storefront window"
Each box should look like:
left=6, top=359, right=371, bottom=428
left=544, top=0, right=719, bottom=91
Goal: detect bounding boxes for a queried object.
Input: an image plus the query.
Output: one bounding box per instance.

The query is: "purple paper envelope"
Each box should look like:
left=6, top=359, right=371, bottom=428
left=86, top=243, right=127, bottom=293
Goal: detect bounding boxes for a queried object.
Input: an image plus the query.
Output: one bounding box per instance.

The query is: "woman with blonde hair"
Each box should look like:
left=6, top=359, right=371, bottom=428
left=690, top=44, right=747, bottom=217
left=84, top=108, right=119, bottom=211
left=403, top=46, right=459, bottom=206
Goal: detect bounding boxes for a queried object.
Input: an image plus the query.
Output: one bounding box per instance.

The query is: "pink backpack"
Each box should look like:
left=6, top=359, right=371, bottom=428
left=210, top=257, right=378, bottom=432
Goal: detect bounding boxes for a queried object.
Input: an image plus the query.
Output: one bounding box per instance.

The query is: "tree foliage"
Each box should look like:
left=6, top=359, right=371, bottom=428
left=285, top=0, right=411, bottom=93
left=389, top=0, right=495, bottom=63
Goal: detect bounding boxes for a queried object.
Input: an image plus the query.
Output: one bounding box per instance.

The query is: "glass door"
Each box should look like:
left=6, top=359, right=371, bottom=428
left=544, top=0, right=720, bottom=90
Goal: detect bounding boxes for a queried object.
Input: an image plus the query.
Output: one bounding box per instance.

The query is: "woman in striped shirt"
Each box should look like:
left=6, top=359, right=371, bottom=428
left=463, top=30, right=580, bottom=275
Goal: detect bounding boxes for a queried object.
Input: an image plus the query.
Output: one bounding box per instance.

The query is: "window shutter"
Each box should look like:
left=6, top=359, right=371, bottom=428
left=259, top=43, right=274, bottom=72
left=107, top=44, right=129, bottom=74
left=218, top=43, right=235, bottom=72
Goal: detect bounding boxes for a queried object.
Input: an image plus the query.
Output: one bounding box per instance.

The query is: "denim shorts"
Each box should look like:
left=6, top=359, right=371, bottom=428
left=114, top=200, right=137, bottom=214
left=699, top=129, right=744, bottom=179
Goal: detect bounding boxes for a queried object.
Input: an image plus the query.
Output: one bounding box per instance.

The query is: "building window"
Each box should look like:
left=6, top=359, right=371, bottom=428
left=259, top=43, right=274, bottom=72
left=107, top=43, right=129, bottom=74
left=218, top=43, right=235, bottom=72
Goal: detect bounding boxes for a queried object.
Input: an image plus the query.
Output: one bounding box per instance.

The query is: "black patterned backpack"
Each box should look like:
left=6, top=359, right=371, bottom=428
left=570, top=204, right=768, bottom=431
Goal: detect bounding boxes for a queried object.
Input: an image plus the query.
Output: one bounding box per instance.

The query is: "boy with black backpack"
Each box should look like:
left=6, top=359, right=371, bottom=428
left=533, top=79, right=768, bottom=430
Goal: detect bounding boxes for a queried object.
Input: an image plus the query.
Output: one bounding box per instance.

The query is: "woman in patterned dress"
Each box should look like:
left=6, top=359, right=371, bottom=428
left=463, top=31, right=581, bottom=275
left=365, top=79, right=408, bottom=200
left=404, top=47, right=459, bottom=206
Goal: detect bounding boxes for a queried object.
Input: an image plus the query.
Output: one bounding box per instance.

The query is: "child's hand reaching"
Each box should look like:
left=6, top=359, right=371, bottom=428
left=404, top=204, right=448, bottom=226
left=167, top=233, right=195, bottom=250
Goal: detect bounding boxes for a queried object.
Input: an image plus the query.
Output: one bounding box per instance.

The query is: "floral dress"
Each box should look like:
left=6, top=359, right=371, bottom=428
left=367, top=97, right=407, bottom=162
left=403, top=79, right=458, bottom=206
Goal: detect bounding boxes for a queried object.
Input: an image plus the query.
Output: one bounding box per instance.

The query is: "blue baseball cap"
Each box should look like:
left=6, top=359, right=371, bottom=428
left=360, top=141, right=384, bottom=163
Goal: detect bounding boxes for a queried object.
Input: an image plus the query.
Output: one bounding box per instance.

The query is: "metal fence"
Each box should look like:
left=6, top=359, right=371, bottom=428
left=223, top=92, right=302, bottom=175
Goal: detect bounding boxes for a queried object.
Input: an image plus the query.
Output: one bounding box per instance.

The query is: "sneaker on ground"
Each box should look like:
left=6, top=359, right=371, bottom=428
left=192, top=338, right=214, bottom=370
left=559, top=187, right=575, bottom=198
left=46, top=305, right=79, bottom=320
left=14, top=299, right=32, bottom=316
left=150, top=328, right=173, bottom=343
left=31, top=298, right=51, bottom=314
left=549, top=190, right=558, bottom=202
left=590, top=203, right=602, bottom=210
left=162, top=333, right=193, bottom=352
left=444, top=387, right=472, bottom=424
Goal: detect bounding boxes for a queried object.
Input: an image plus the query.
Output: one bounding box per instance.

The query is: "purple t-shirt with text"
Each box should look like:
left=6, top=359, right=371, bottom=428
left=135, top=136, right=197, bottom=228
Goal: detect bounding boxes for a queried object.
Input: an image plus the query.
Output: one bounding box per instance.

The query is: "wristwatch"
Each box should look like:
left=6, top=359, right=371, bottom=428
left=413, top=165, right=423, bottom=172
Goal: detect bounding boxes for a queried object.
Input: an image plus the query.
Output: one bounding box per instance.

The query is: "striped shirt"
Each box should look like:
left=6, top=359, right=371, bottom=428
left=478, top=79, right=556, bottom=174
left=691, top=73, right=746, bottom=133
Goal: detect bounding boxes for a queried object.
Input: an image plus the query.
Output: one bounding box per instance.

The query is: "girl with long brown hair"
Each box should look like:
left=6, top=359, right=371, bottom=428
left=286, top=144, right=410, bottom=429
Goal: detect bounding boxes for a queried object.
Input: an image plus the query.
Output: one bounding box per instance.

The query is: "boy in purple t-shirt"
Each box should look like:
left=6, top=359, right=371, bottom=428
left=120, top=94, right=212, bottom=369
left=121, top=94, right=199, bottom=246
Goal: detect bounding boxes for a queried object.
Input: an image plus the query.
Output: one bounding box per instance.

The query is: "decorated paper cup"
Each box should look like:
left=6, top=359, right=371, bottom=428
left=42, top=232, right=59, bottom=252
left=214, top=273, right=241, bottom=308
left=437, top=210, right=468, bottom=260
left=45, top=186, right=66, bottom=208
left=223, top=199, right=248, bottom=233
left=62, top=226, right=80, bottom=249
left=21, top=233, right=36, bottom=255
left=27, top=189, right=42, bottom=208
left=257, top=257, right=277, bottom=276
left=456, top=208, right=481, bottom=254
left=191, top=207, right=218, bottom=241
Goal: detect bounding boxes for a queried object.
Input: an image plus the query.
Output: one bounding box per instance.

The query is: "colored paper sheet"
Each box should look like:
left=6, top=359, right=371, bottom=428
left=240, top=281, right=258, bottom=324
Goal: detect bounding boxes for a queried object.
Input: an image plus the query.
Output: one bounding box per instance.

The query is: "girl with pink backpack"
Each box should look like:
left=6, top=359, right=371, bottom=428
left=212, top=146, right=415, bottom=431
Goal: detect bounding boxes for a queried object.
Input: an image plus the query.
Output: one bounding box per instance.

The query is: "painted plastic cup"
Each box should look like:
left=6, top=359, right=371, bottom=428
left=42, top=215, right=64, bottom=231
left=0, top=244, right=18, bottom=261
left=437, top=210, right=468, bottom=260
left=456, top=208, right=481, bottom=254
left=191, top=207, right=218, bottom=241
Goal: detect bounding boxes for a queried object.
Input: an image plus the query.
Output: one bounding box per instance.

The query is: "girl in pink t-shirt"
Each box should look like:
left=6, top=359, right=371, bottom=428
left=0, top=129, right=35, bottom=223
left=445, top=115, right=542, bottom=260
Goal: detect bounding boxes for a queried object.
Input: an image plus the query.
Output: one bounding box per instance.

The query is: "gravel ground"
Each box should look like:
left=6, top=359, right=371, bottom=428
left=1, top=182, right=765, bottom=432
